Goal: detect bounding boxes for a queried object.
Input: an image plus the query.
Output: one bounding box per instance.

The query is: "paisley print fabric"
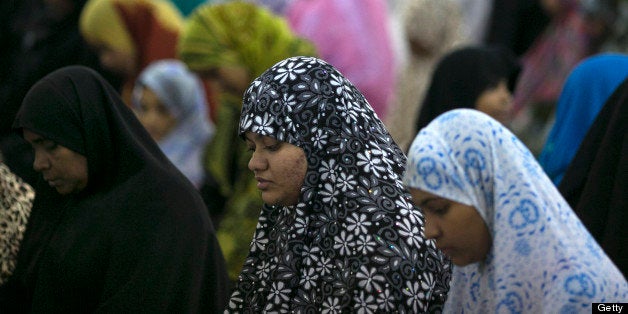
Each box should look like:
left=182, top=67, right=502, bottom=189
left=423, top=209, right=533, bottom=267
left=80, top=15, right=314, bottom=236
left=227, top=56, right=450, bottom=313
left=0, top=163, right=34, bottom=285
left=404, top=109, right=628, bottom=313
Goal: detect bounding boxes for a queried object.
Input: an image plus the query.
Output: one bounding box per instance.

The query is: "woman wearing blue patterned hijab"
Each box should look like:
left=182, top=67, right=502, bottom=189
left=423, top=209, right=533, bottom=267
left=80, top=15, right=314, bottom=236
left=404, top=108, right=627, bottom=313
left=227, top=56, right=450, bottom=313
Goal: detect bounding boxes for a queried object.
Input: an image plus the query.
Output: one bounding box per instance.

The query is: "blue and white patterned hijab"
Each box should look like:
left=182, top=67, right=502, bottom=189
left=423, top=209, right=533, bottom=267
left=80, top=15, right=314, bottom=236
left=227, top=56, right=450, bottom=313
left=404, top=109, right=628, bottom=313
left=133, top=59, right=214, bottom=187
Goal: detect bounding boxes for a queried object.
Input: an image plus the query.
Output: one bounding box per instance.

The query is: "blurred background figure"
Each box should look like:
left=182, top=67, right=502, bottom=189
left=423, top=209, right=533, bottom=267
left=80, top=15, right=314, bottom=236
left=0, top=160, right=34, bottom=286
left=538, top=53, right=628, bottom=185
left=558, top=76, right=628, bottom=277
left=510, top=0, right=616, bottom=154
left=414, top=45, right=520, bottom=134
left=285, top=0, right=395, bottom=120
left=384, top=0, right=467, bottom=152
left=133, top=59, right=214, bottom=189
left=178, top=1, right=317, bottom=281
left=79, top=0, right=183, bottom=105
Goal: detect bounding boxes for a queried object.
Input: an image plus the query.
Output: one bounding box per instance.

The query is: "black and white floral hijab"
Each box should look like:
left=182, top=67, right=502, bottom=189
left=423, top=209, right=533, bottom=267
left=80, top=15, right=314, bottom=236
left=227, top=56, right=450, bottom=313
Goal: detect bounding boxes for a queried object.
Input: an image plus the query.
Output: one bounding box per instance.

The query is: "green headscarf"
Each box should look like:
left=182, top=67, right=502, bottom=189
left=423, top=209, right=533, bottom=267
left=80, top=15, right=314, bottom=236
left=178, top=1, right=317, bottom=78
left=178, top=1, right=317, bottom=280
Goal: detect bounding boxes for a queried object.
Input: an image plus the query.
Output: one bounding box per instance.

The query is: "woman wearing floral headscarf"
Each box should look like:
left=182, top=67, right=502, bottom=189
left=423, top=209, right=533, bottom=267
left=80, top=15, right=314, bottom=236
left=227, top=56, right=450, bottom=313
left=404, top=109, right=627, bottom=313
left=178, top=1, right=317, bottom=280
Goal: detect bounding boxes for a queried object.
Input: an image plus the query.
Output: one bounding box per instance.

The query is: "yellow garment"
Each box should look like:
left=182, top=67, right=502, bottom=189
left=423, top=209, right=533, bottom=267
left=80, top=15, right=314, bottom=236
left=178, top=1, right=317, bottom=280
left=80, top=0, right=183, bottom=57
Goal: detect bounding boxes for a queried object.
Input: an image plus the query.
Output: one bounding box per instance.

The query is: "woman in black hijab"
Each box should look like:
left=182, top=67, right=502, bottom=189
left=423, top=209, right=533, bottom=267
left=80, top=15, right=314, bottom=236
left=415, top=45, right=521, bottom=133
left=4, top=66, right=229, bottom=312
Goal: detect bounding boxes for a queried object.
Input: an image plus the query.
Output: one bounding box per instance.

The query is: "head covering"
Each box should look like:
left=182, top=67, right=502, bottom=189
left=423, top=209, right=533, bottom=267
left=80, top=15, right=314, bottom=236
left=558, top=77, right=628, bottom=277
left=79, top=0, right=183, bottom=103
left=177, top=1, right=317, bottom=280
left=133, top=59, right=214, bottom=188
left=178, top=1, right=316, bottom=78
left=228, top=56, right=450, bottom=313
left=0, top=163, right=34, bottom=285
left=415, top=45, right=520, bottom=132
left=285, top=0, right=395, bottom=119
left=11, top=66, right=228, bottom=312
left=538, top=53, right=628, bottom=185
left=404, top=108, right=628, bottom=313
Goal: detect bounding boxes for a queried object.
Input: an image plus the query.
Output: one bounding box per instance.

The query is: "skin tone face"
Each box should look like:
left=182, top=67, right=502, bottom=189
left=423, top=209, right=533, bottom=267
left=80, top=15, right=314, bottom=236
left=198, top=66, right=250, bottom=96
left=475, top=80, right=514, bottom=126
left=245, top=132, right=307, bottom=206
left=23, top=129, right=89, bottom=195
left=409, top=188, right=492, bottom=266
left=135, top=87, right=177, bottom=141
left=90, top=41, right=137, bottom=78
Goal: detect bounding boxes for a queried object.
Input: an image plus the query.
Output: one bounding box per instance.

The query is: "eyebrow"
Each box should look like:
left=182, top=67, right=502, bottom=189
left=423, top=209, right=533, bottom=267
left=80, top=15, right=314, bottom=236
left=419, top=197, right=440, bottom=207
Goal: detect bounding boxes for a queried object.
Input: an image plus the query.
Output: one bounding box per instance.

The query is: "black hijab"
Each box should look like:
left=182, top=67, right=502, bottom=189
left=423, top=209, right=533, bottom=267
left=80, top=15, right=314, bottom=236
left=558, top=77, right=628, bottom=277
left=415, top=45, right=520, bottom=133
left=5, top=66, right=229, bottom=313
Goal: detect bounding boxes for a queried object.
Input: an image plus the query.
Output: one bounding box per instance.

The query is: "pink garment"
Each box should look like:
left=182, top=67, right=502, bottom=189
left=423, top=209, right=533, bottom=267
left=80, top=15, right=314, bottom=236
left=513, top=0, right=595, bottom=113
left=286, top=0, right=395, bottom=120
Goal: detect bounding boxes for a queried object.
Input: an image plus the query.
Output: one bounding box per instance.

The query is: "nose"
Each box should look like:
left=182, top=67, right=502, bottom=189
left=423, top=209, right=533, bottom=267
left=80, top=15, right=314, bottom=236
left=248, top=150, right=268, bottom=172
left=33, top=151, right=50, bottom=172
left=423, top=214, right=441, bottom=240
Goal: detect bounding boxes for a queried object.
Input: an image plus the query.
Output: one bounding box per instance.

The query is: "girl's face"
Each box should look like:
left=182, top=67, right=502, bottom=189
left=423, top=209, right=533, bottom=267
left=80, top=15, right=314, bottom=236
left=245, top=132, right=307, bottom=206
left=135, top=87, right=177, bottom=141
left=475, top=80, right=513, bottom=126
left=24, top=129, right=88, bottom=195
left=409, top=188, right=492, bottom=266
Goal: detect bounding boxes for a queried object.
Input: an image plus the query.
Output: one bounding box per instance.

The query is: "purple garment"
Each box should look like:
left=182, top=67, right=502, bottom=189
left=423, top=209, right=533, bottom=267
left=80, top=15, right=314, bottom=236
left=286, top=0, right=395, bottom=120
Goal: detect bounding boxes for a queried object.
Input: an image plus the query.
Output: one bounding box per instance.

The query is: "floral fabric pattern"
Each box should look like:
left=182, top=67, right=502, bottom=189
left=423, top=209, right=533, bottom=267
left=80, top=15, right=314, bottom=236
left=404, top=109, right=628, bottom=313
left=227, top=56, right=450, bottom=313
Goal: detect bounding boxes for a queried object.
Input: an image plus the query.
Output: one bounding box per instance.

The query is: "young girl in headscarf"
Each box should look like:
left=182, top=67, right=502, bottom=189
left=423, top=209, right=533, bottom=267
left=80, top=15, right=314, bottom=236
left=226, top=56, right=450, bottom=313
left=404, top=108, right=627, bottom=313
left=132, top=59, right=214, bottom=189
left=79, top=0, right=183, bottom=105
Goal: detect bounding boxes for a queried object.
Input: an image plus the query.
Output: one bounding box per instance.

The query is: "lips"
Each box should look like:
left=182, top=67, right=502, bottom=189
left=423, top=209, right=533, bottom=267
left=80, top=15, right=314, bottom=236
left=255, top=177, right=271, bottom=189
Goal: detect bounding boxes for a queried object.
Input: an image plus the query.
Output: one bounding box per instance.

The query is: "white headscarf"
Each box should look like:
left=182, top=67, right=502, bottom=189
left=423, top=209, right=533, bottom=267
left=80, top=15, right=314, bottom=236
left=133, top=59, right=214, bottom=187
left=404, top=109, right=628, bottom=313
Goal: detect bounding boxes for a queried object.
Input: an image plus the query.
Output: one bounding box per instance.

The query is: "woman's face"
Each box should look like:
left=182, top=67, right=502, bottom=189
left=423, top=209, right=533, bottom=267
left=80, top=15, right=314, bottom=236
left=409, top=188, right=492, bottom=266
left=135, top=87, right=177, bottom=141
left=23, top=129, right=88, bottom=195
left=197, top=66, right=250, bottom=96
left=475, top=80, right=513, bottom=126
left=91, top=41, right=137, bottom=79
left=245, top=132, right=307, bottom=206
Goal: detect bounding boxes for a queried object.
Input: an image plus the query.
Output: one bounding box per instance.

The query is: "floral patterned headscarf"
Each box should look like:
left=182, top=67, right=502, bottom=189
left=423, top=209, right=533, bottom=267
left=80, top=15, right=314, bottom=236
left=404, top=109, right=627, bottom=313
left=227, top=56, right=450, bottom=313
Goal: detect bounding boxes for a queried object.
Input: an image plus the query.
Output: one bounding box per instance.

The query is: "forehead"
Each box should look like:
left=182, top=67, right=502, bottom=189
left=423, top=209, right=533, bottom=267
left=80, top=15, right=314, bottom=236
left=244, top=132, right=277, bottom=143
left=23, top=129, right=47, bottom=143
